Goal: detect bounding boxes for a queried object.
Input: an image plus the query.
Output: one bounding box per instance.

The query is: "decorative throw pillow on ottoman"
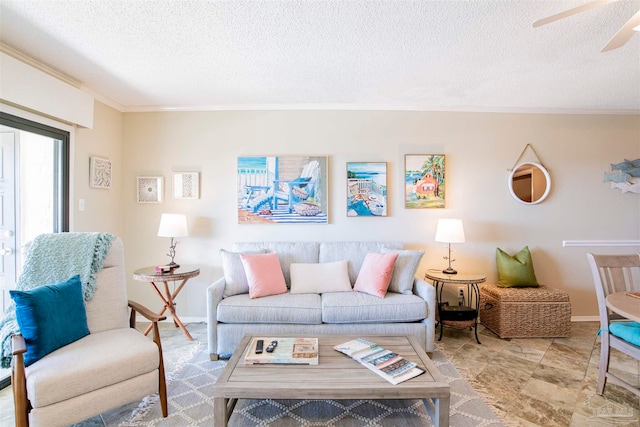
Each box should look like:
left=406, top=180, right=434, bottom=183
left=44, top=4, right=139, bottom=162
left=496, top=246, right=539, bottom=288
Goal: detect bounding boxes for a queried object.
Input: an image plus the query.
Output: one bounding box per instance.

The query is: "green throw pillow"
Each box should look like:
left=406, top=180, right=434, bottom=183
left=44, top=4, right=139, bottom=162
left=496, top=246, right=539, bottom=288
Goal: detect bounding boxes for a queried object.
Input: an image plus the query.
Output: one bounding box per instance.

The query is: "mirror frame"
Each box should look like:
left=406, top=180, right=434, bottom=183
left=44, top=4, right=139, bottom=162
left=508, top=161, right=551, bottom=205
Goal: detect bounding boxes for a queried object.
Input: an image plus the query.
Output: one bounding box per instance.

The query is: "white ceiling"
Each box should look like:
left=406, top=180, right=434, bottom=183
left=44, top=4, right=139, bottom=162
left=1, top=0, right=639, bottom=113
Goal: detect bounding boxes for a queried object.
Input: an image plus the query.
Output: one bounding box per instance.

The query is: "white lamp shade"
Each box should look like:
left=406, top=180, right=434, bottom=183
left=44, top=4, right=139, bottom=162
left=157, top=213, right=188, bottom=237
left=435, top=219, right=465, bottom=243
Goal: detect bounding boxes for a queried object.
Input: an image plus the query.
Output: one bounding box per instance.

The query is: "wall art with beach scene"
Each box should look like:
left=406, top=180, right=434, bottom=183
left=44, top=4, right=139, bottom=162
left=347, top=162, right=387, bottom=217
left=405, top=154, right=445, bottom=209
left=237, top=156, right=328, bottom=224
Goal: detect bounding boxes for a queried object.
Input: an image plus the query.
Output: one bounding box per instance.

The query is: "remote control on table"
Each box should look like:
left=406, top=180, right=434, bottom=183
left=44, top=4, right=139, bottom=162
left=266, top=340, right=278, bottom=352
left=255, top=339, right=264, bottom=354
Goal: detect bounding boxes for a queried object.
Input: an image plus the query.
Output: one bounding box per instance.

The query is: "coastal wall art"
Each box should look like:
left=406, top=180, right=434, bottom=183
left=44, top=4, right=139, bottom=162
left=173, top=172, right=200, bottom=199
left=89, top=156, right=112, bottom=189
left=237, top=156, right=328, bottom=224
left=604, top=158, right=640, bottom=194
left=347, top=162, right=387, bottom=217
left=404, top=154, right=445, bottom=209
left=137, top=176, right=164, bottom=203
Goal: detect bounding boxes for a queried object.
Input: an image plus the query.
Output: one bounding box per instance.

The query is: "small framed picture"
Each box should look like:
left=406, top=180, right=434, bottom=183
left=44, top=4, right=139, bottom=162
left=173, top=172, right=200, bottom=199
left=404, top=154, right=445, bottom=209
left=347, top=162, right=387, bottom=217
left=90, top=156, right=112, bottom=189
left=137, top=176, right=164, bottom=203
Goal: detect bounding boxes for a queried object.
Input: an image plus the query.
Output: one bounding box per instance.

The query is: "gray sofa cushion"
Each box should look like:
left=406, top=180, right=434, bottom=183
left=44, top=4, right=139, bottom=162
left=319, top=241, right=402, bottom=284
left=381, top=247, right=425, bottom=295
left=217, top=292, right=322, bottom=324
left=220, top=248, right=268, bottom=297
left=233, top=242, right=320, bottom=285
left=321, top=291, right=427, bottom=324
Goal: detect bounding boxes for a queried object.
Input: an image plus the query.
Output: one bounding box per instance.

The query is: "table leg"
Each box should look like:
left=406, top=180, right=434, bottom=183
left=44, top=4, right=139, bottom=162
left=472, top=283, right=481, bottom=345
left=143, top=280, right=194, bottom=341
left=213, top=397, right=228, bottom=427
left=424, top=396, right=450, bottom=427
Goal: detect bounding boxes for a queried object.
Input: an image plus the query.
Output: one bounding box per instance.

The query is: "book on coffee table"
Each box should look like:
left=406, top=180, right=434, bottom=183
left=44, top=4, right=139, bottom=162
left=334, top=338, right=424, bottom=385
left=244, top=337, right=318, bottom=365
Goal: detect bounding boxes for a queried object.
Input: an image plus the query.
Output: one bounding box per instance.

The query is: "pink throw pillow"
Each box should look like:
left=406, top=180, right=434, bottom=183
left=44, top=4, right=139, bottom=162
left=240, top=252, right=287, bottom=299
left=353, top=252, right=399, bottom=298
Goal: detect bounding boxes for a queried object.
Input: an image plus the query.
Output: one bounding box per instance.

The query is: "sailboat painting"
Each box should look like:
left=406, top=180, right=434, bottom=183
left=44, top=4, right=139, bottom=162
left=405, top=154, right=445, bottom=209
left=347, top=162, right=387, bottom=217
left=237, top=156, right=328, bottom=224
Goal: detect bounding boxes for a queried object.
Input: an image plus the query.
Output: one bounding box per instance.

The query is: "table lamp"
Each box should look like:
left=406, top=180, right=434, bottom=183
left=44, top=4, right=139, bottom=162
left=434, top=218, right=465, bottom=275
left=157, top=213, right=188, bottom=269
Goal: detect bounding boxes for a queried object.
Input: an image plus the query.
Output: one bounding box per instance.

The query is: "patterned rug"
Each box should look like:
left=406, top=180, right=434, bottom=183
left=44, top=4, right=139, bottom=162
left=118, top=342, right=505, bottom=427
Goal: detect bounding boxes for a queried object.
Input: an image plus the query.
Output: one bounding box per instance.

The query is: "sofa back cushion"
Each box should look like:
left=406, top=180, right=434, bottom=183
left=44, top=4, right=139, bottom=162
left=232, top=242, right=320, bottom=285
left=220, top=248, right=269, bottom=297
left=319, top=242, right=403, bottom=284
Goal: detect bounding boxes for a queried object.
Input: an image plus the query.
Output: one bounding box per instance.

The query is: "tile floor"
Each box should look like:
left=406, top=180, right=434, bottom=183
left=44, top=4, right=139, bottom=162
left=0, top=321, right=638, bottom=427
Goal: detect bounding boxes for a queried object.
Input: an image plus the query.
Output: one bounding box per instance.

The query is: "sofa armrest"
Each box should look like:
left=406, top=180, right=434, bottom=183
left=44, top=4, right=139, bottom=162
left=206, top=277, right=226, bottom=360
left=413, top=276, right=436, bottom=353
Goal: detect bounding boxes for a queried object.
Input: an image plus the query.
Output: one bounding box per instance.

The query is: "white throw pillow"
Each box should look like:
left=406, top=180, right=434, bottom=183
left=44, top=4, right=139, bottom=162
left=290, top=261, right=352, bottom=294
left=220, top=248, right=268, bottom=297
left=380, top=247, right=425, bottom=295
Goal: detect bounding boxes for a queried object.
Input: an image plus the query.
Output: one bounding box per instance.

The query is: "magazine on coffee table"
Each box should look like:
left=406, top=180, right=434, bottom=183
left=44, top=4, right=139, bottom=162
left=244, top=337, right=318, bottom=365
left=334, top=338, right=424, bottom=385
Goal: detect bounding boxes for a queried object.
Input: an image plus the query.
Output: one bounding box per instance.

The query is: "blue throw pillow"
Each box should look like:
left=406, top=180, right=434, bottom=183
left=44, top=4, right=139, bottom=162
left=610, top=321, right=640, bottom=347
left=10, top=275, right=90, bottom=367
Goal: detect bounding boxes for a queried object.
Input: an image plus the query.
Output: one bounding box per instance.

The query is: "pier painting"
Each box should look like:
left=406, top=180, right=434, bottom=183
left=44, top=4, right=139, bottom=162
left=405, top=154, right=445, bottom=209
left=347, top=162, right=387, bottom=217
left=237, top=156, right=328, bottom=224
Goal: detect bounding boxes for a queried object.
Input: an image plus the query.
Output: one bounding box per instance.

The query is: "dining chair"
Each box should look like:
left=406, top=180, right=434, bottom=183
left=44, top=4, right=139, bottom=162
left=587, top=253, right=640, bottom=398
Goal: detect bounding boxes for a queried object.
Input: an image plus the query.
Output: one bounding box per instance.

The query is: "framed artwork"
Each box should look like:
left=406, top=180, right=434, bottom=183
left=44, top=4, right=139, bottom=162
left=173, top=172, right=200, bottom=199
left=237, top=156, right=328, bottom=224
left=137, top=176, right=164, bottom=203
left=347, top=162, right=387, bottom=217
left=404, top=154, right=445, bottom=208
left=89, top=156, right=112, bottom=189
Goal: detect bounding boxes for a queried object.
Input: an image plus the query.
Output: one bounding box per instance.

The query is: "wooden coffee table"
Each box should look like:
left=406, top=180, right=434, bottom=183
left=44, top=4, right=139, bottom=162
left=213, top=334, right=450, bottom=427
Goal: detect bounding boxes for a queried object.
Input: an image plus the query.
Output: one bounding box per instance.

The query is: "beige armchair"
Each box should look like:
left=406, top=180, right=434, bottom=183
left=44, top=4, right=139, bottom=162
left=11, top=237, right=167, bottom=427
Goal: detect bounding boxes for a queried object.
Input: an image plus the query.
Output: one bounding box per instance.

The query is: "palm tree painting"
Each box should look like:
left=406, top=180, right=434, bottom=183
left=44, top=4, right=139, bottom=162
left=405, top=154, right=445, bottom=208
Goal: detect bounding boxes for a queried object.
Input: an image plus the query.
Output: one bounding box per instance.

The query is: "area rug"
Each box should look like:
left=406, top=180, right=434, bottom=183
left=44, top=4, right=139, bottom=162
left=121, top=344, right=505, bottom=426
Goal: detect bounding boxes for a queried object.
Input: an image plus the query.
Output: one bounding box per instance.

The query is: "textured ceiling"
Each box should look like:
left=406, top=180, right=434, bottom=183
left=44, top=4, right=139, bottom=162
left=1, top=0, right=639, bottom=113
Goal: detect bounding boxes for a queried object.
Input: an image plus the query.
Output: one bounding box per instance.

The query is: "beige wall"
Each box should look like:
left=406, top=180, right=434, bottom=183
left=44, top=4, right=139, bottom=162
left=115, top=109, right=639, bottom=319
left=74, top=101, right=124, bottom=236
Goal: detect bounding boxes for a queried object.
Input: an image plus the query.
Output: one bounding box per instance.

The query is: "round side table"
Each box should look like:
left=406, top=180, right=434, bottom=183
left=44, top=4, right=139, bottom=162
left=133, top=265, right=200, bottom=341
left=424, top=270, right=486, bottom=344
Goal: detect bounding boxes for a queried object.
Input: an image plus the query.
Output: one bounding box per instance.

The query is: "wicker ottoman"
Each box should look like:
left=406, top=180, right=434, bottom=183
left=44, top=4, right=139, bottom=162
left=479, top=283, right=571, bottom=338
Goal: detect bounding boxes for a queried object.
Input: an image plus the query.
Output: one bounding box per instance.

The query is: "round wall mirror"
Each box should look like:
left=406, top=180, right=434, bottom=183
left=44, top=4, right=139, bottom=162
left=508, top=162, right=551, bottom=205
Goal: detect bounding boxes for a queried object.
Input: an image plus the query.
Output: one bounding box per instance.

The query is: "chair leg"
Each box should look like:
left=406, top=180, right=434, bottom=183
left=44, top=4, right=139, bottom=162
left=12, top=362, right=29, bottom=427
left=597, top=333, right=610, bottom=395
left=152, top=321, right=168, bottom=417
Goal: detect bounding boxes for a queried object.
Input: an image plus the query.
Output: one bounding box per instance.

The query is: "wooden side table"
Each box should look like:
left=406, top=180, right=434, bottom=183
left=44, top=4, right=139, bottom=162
left=424, top=271, right=486, bottom=344
left=133, top=265, right=200, bottom=341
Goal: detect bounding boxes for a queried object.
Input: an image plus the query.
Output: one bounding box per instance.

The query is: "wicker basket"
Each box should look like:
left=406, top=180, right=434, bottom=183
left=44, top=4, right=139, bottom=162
left=479, top=283, right=571, bottom=338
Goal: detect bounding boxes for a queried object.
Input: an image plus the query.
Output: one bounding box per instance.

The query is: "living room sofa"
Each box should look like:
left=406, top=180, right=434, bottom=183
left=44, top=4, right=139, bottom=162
left=206, top=241, right=435, bottom=360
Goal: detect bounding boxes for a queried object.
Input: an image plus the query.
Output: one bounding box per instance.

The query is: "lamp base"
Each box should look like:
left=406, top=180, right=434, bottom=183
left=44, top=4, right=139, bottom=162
left=166, top=261, right=180, bottom=269
left=442, top=267, right=457, bottom=275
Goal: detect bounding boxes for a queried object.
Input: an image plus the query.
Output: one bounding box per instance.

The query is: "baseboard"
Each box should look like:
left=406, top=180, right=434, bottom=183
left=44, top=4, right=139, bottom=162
left=571, top=316, right=600, bottom=322
left=159, top=316, right=207, bottom=324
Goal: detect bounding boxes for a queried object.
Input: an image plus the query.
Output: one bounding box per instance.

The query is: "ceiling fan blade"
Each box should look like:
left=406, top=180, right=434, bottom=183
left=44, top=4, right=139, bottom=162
left=533, top=0, right=618, bottom=27
left=601, top=10, right=640, bottom=51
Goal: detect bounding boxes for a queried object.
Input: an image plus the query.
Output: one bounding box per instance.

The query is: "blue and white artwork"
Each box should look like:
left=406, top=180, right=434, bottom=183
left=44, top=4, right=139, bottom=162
left=605, top=158, right=640, bottom=194
left=237, top=156, right=328, bottom=224
left=347, top=162, right=387, bottom=217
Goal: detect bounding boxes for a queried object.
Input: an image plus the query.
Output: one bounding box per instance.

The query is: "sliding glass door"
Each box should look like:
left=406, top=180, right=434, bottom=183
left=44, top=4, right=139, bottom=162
left=0, top=112, right=69, bottom=389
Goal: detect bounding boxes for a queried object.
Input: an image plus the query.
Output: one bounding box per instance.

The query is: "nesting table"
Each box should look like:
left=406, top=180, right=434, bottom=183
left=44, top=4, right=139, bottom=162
left=133, top=265, right=200, bottom=340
